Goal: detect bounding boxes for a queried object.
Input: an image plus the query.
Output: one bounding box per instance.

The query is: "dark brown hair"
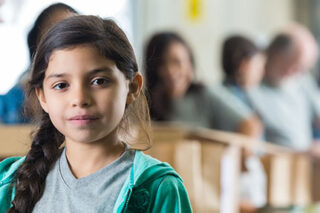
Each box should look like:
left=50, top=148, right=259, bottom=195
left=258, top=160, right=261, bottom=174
left=9, top=15, right=150, bottom=212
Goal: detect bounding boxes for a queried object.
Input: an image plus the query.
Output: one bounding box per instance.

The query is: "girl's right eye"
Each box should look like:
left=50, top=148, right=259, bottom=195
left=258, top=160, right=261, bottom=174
left=53, top=82, right=68, bottom=90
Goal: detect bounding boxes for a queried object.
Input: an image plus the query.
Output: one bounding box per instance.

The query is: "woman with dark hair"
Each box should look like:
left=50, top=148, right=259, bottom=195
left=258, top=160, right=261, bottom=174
left=145, top=32, right=195, bottom=121
left=145, top=32, right=262, bottom=135
left=0, top=2, right=77, bottom=124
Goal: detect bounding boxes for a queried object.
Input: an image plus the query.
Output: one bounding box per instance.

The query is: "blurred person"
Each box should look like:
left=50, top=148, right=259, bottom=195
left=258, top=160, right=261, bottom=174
left=248, top=31, right=320, bottom=157
left=222, top=35, right=266, bottom=110
left=145, top=32, right=262, bottom=136
left=221, top=35, right=267, bottom=211
left=0, top=2, right=77, bottom=124
left=285, top=23, right=320, bottom=143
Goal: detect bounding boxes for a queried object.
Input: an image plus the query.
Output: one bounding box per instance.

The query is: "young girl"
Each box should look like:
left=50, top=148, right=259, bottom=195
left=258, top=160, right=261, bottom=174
left=0, top=16, right=192, bottom=213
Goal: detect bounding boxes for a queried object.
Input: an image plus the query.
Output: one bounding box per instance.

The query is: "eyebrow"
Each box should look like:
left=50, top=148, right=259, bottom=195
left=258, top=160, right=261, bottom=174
left=46, top=67, right=114, bottom=80
left=89, top=67, right=113, bottom=76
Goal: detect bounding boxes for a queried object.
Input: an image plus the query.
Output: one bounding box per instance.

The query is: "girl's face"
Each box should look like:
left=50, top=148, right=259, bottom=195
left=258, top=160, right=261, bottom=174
left=238, top=53, right=266, bottom=89
left=36, top=45, right=138, bottom=145
left=158, top=42, right=193, bottom=99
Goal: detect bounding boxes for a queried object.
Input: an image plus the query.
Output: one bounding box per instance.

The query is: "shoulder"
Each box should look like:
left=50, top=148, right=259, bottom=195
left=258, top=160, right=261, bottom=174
left=129, top=152, right=192, bottom=212
left=133, top=173, right=192, bottom=212
left=133, top=151, right=185, bottom=191
left=0, top=156, right=25, bottom=184
left=134, top=151, right=162, bottom=167
left=206, top=84, right=238, bottom=103
left=154, top=174, right=187, bottom=195
left=133, top=151, right=178, bottom=184
left=210, top=85, right=252, bottom=115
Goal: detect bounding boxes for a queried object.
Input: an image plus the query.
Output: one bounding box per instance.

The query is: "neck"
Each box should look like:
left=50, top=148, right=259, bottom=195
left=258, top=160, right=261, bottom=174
left=64, top=132, right=125, bottom=179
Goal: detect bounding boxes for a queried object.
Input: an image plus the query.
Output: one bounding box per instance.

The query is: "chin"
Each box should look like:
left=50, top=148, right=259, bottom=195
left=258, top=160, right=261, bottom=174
left=65, top=132, right=101, bottom=144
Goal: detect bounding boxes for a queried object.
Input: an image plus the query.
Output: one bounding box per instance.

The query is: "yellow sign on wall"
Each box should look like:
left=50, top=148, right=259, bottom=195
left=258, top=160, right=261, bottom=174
left=186, top=0, right=203, bottom=22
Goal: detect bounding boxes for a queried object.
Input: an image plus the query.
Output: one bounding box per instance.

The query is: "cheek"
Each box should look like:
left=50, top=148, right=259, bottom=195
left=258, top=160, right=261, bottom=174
left=46, top=104, right=65, bottom=134
left=45, top=96, right=62, bottom=116
left=43, top=94, right=66, bottom=120
left=182, top=63, right=193, bottom=78
left=99, top=86, right=128, bottom=115
left=251, top=62, right=265, bottom=79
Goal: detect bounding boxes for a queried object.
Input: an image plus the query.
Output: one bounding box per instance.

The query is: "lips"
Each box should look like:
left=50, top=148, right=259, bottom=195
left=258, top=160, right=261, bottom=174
left=68, top=115, right=99, bottom=125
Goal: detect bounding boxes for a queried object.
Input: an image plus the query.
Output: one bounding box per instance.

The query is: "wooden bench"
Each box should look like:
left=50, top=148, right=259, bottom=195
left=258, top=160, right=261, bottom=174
left=144, top=122, right=315, bottom=212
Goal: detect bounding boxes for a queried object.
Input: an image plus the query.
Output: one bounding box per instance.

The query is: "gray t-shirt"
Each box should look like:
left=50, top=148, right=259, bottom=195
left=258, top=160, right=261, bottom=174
left=33, top=147, right=135, bottom=213
left=170, top=85, right=252, bottom=132
left=248, top=74, right=320, bottom=150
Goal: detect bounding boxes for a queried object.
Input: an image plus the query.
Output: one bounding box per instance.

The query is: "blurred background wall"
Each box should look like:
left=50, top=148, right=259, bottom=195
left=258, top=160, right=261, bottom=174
left=0, top=0, right=312, bottom=93
left=0, top=0, right=133, bottom=93
left=132, top=0, right=295, bottom=84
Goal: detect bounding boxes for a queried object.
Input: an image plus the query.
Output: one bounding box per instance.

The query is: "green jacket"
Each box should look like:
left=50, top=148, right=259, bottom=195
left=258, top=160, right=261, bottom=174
left=0, top=151, right=192, bottom=213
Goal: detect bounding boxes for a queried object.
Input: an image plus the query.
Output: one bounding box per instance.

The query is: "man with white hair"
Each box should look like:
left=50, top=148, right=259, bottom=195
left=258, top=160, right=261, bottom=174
left=248, top=23, right=320, bottom=156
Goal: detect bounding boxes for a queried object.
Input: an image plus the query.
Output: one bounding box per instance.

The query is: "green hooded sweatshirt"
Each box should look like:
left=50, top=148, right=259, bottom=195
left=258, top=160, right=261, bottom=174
left=0, top=151, right=192, bottom=213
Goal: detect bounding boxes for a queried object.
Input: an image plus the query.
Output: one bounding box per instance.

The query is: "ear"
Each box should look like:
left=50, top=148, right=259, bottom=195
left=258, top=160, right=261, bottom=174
left=35, top=88, right=49, bottom=113
left=126, top=73, right=143, bottom=104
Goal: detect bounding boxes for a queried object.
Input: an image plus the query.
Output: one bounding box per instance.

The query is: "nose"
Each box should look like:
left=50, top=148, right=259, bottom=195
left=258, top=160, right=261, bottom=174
left=71, top=84, right=92, bottom=108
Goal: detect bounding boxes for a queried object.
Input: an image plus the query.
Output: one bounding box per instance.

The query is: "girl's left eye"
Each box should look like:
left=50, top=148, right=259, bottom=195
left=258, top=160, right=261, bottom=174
left=91, top=78, right=109, bottom=86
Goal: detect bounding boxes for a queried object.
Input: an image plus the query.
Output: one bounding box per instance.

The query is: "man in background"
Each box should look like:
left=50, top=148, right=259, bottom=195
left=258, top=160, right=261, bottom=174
left=248, top=24, right=320, bottom=157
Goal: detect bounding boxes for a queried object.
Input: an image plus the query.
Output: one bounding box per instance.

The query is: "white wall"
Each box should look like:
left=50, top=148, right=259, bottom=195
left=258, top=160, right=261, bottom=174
left=0, top=0, right=132, bottom=94
left=133, top=0, right=295, bottom=85
left=0, top=0, right=294, bottom=93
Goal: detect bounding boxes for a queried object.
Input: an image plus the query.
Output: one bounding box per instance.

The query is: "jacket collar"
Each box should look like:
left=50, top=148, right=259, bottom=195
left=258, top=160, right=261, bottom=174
left=113, top=151, right=179, bottom=213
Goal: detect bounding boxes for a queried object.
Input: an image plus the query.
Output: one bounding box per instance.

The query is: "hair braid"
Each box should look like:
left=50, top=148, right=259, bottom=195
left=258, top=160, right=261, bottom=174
left=8, top=113, right=64, bottom=213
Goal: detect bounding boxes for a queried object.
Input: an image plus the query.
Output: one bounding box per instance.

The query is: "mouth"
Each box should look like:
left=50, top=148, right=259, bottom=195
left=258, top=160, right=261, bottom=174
left=68, top=115, right=99, bottom=125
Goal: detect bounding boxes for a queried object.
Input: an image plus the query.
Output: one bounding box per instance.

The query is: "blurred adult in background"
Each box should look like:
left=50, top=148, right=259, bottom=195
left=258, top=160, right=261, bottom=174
left=222, top=35, right=266, bottom=111
left=221, top=35, right=267, bottom=211
left=0, top=3, right=77, bottom=124
left=145, top=32, right=262, bottom=136
left=285, top=24, right=320, bottom=142
left=248, top=26, right=320, bottom=156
